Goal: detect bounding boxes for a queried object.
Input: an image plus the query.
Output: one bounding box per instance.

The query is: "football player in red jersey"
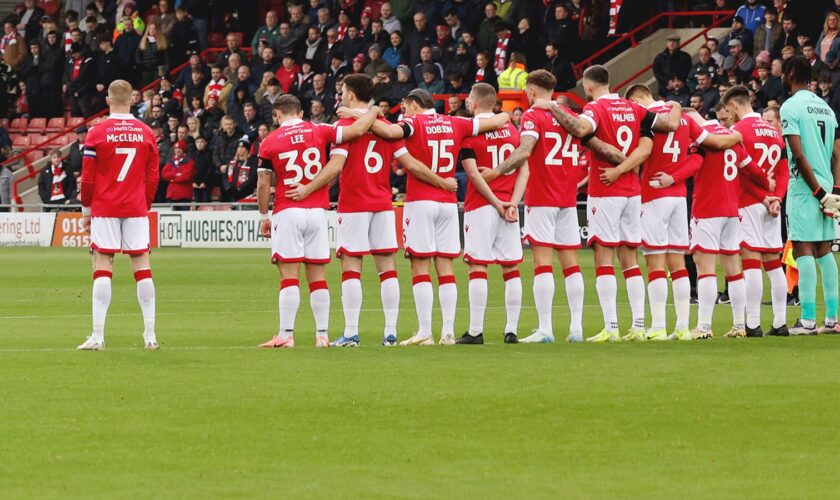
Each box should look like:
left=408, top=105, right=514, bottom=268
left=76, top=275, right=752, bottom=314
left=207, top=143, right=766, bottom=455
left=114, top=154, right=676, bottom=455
left=352, top=88, right=510, bottom=346
left=723, top=85, right=790, bottom=337
left=683, top=108, right=774, bottom=339
left=77, top=80, right=160, bottom=351
left=256, top=95, right=378, bottom=348
left=457, top=82, right=527, bottom=345
left=625, top=84, right=742, bottom=341
left=533, top=65, right=682, bottom=343
left=286, top=74, right=460, bottom=347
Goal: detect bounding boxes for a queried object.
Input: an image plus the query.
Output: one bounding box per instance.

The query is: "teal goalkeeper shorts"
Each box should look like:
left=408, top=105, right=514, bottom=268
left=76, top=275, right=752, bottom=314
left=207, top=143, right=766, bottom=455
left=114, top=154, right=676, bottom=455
left=786, top=193, right=837, bottom=242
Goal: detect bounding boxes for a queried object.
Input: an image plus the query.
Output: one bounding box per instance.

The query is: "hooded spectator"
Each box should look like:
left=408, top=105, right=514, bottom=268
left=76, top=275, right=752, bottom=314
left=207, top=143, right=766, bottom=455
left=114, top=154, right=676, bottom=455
left=161, top=139, right=195, bottom=208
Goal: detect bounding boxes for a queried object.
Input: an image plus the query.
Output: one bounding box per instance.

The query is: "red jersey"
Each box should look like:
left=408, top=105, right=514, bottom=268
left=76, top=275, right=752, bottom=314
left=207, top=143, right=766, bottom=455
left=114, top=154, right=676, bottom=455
left=398, top=110, right=478, bottom=203
left=692, top=121, right=754, bottom=218
left=519, top=107, right=583, bottom=208
left=581, top=93, right=655, bottom=197
left=333, top=115, right=407, bottom=213
left=461, top=113, right=520, bottom=212
left=257, top=118, right=342, bottom=213
left=80, top=113, right=159, bottom=218
left=732, top=113, right=790, bottom=208
left=641, top=102, right=709, bottom=202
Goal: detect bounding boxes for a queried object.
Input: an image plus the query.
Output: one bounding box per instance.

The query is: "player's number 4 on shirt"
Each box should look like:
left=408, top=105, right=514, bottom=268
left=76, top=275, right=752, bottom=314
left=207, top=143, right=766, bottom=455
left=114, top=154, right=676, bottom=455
left=115, top=147, right=136, bottom=182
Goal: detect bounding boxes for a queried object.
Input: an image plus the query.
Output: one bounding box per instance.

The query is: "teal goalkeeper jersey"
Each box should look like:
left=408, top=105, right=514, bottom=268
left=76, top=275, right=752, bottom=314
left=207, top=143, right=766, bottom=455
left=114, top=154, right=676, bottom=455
left=781, top=89, right=838, bottom=197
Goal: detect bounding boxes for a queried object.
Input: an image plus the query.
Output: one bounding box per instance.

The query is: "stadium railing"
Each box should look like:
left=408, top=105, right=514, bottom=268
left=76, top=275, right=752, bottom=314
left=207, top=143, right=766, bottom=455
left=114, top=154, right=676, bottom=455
left=7, top=47, right=249, bottom=210
left=573, top=10, right=735, bottom=80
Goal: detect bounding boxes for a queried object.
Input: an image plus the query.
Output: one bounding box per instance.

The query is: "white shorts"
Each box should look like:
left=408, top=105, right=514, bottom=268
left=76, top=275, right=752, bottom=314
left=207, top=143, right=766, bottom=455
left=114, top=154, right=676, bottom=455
left=271, top=208, right=330, bottom=264
left=739, top=203, right=783, bottom=253
left=336, top=210, right=398, bottom=257
left=464, top=205, right=523, bottom=265
left=522, top=206, right=581, bottom=249
left=403, top=200, right=460, bottom=258
left=587, top=196, right=641, bottom=247
left=90, top=216, right=150, bottom=254
left=641, top=197, right=689, bottom=255
left=690, top=216, right=741, bottom=255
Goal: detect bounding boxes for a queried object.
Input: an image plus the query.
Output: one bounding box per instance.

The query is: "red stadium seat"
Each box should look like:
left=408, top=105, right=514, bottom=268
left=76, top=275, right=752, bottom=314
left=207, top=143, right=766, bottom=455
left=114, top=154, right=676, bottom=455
left=9, top=118, right=27, bottom=133
left=23, top=150, right=44, bottom=166
left=89, top=116, right=105, bottom=126
left=46, top=117, right=66, bottom=132
left=67, top=117, right=84, bottom=129
left=208, top=33, right=225, bottom=47
left=27, top=118, right=47, bottom=134
left=29, top=134, right=49, bottom=148
left=12, top=135, right=30, bottom=151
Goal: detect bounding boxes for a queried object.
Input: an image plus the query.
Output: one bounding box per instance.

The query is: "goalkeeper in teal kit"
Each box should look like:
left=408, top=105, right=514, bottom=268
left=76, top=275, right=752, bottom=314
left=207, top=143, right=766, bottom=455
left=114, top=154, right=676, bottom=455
left=780, top=56, right=840, bottom=335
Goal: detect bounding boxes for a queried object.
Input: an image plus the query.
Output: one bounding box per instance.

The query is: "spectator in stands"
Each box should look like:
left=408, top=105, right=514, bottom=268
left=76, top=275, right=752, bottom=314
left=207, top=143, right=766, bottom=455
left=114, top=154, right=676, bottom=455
left=473, top=50, right=498, bottom=89
left=773, top=15, right=798, bottom=57
left=364, top=43, right=391, bottom=77
left=434, top=24, right=455, bottom=66
left=303, top=28, right=326, bottom=72
left=511, top=106, right=523, bottom=130
left=514, top=17, right=544, bottom=71
left=202, top=96, right=223, bottom=134
left=705, top=38, right=724, bottom=67
left=309, top=98, right=333, bottom=124
left=275, top=52, right=299, bottom=94
left=752, top=60, right=784, bottom=108
left=387, top=65, right=413, bottom=102
left=803, top=42, right=829, bottom=81
left=113, top=16, right=141, bottom=84
left=720, top=16, right=754, bottom=57
left=258, top=77, right=281, bottom=124
left=735, top=0, right=766, bottom=34
left=185, top=115, right=202, bottom=140
left=251, top=10, right=280, bottom=57
left=84, top=16, right=108, bottom=52
left=498, top=51, right=528, bottom=91
left=478, top=2, right=502, bottom=53
left=721, top=39, right=755, bottom=83
left=65, top=124, right=87, bottom=178
left=445, top=72, right=469, bottom=94
left=212, top=115, right=242, bottom=189
left=221, top=138, right=257, bottom=202
left=19, top=40, right=42, bottom=117
left=653, top=33, right=692, bottom=98
left=689, top=93, right=705, bottom=115
left=543, top=42, right=575, bottom=92
left=545, top=3, right=579, bottom=60
left=447, top=95, right=462, bottom=115
left=491, top=22, right=512, bottom=76
left=688, top=45, right=719, bottom=91
left=380, top=2, right=400, bottom=34
left=406, top=12, right=435, bottom=68
left=149, top=0, right=176, bottom=38
left=754, top=6, right=782, bottom=57
left=384, top=30, right=404, bottom=69
left=161, top=140, right=194, bottom=209
left=342, top=26, right=367, bottom=64
left=16, top=0, right=45, bottom=43
left=191, top=134, right=212, bottom=203
left=315, top=7, right=334, bottom=36
left=168, top=6, right=198, bottom=68
left=817, top=12, right=840, bottom=72
left=136, top=23, right=168, bottom=86
left=38, top=149, right=75, bottom=211
left=418, top=64, right=445, bottom=109
left=114, top=3, right=145, bottom=40
left=443, top=9, right=465, bottom=41
left=371, top=69, right=392, bottom=100
left=238, top=101, right=262, bottom=141
left=694, top=68, right=719, bottom=115
left=445, top=42, right=475, bottom=82
left=276, top=22, right=299, bottom=57
left=63, top=43, right=94, bottom=117
left=2, top=20, right=25, bottom=70
left=413, top=45, right=443, bottom=82
left=460, top=31, right=478, bottom=58
left=664, top=76, right=691, bottom=107
left=252, top=46, right=280, bottom=78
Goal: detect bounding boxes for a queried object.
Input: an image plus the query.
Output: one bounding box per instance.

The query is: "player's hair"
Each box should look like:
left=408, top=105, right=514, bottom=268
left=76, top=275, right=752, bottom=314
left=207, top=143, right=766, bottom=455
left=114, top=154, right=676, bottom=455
left=342, top=74, right=374, bottom=103
left=623, top=83, right=652, bottom=100
left=525, top=69, right=556, bottom=92
left=782, top=55, right=811, bottom=85
left=403, top=88, right=434, bottom=109
left=509, top=51, right=526, bottom=65
left=764, top=105, right=780, bottom=120
left=721, top=85, right=750, bottom=106
left=107, top=80, right=133, bottom=106
left=274, top=94, right=303, bottom=115
left=714, top=100, right=727, bottom=113
left=582, top=65, right=610, bottom=86
left=470, top=82, right=497, bottom=107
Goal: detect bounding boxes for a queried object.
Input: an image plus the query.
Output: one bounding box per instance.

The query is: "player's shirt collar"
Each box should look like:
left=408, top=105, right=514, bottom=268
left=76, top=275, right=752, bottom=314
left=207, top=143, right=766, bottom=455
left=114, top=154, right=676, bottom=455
left=596, top=93, right=620, bottom=101
left=421, top=108, right=436, bottom=115
left=280, top=118, right=304, bottom=127
left=703, top=119, right=720, bottom=126
left=474, top=112, right=494, bottom=118
left=649, top=100, right=665, bottom=108
left=109, top=113, right=135, bottom=120
left=743, top=112, right=761, bottom=119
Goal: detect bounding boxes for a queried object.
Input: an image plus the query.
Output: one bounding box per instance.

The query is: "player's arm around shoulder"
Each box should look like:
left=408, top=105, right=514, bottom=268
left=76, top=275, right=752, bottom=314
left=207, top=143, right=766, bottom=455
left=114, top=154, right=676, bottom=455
left=649, top=101, right=682, bottom=133
left=533, top=99, right=593, bottom=138
left=487, top=133, right=536, bottom=182
left=474, top=111, right=510, bottom=134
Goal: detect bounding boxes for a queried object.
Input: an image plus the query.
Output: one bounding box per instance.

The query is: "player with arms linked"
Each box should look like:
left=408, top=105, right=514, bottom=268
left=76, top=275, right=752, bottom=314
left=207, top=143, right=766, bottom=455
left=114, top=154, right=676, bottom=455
left=77, top=80, right=160, bottom=351
left=257, top=95, right=379, bottom=348
left=779, top=56, right=840, bottom=335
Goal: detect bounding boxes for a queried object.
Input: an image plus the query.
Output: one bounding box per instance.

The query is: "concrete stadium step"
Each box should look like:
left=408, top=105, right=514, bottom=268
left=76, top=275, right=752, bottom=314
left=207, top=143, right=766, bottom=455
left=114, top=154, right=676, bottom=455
left=572, top=26, right=730, bottom=98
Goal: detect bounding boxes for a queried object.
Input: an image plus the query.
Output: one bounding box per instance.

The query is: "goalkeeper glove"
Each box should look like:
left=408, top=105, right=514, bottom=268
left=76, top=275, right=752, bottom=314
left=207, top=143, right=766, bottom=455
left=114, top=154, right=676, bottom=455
left=815, top=187, right=840, bottom=218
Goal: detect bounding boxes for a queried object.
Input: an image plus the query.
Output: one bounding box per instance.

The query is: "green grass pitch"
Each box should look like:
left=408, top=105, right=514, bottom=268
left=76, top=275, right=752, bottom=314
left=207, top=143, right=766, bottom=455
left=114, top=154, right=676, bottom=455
left=2, top=247, right=840, bottom=498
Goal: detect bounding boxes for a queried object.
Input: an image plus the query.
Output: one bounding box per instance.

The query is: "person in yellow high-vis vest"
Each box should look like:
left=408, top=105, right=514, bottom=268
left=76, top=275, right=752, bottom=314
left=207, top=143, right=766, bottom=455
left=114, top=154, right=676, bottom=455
left=497, top=52, right=528, bottom=91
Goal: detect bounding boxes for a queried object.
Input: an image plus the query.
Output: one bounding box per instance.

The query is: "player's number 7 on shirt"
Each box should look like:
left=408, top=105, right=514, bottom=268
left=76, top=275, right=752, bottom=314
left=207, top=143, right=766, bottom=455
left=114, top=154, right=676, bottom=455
left=115, top=147, right=137, bottom=182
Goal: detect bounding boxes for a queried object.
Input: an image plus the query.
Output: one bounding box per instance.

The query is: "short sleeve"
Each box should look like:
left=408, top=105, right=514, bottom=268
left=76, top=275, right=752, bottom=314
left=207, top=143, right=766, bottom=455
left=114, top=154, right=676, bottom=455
left=581, top=103, right=599, bottom=133
left=781, top=104, right=799, bottom=137
left=687, top=116, right=709, bottom=145
left=461, top=136, right=476, bottom=159
left=330, top=143, right=349, bottom=157
left=520, top=111, right=540, bottom=140
left=393, top=139, right=408, bottom=158
left=452, top=116, right=477, bottom=139
left=257, top=139, right=273, bottom=171
left=398, top=116, right=415, bottom=138
left=737, top=146, right=753, bottom=168
left=318, top=123, right=341, bottom=145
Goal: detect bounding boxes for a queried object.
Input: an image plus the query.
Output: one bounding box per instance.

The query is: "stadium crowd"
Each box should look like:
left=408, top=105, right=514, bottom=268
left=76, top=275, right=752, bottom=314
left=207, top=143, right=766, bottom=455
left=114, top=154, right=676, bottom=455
left=0, top=0, right=835, bottom=210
